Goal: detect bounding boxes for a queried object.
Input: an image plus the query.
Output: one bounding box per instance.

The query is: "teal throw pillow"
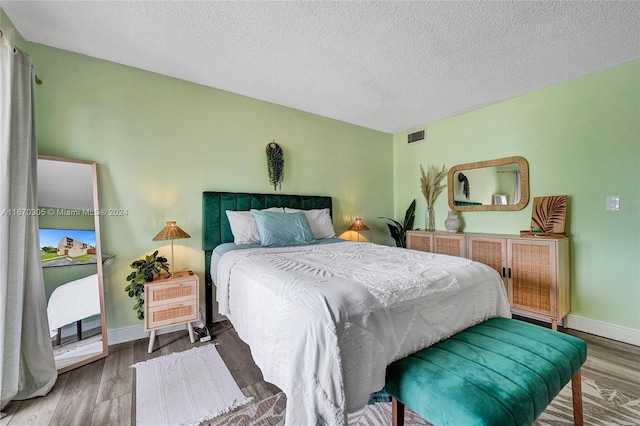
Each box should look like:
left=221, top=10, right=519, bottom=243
left=250, top=210, right=315, bottom=247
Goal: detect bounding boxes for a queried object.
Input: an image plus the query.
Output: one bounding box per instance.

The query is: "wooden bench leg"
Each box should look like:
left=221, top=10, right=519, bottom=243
left=571, top=370, right=584, bottom=426
left=392, top=397, right=405, bottom=426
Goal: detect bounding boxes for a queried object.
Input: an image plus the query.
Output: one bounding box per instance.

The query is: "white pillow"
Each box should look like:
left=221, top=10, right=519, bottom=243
left=226, top=207, right=284, bottom=244
left=284, top=208, right=336, bottom=239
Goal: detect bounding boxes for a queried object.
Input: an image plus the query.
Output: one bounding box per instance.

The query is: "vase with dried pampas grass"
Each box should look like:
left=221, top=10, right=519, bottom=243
left=420, top=164, right=448, bottom=231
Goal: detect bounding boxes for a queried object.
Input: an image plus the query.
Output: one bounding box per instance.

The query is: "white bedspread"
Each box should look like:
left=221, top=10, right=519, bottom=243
left=47, top=273, right=101, bottom=338
left=215, top=242, right=510, bottom=425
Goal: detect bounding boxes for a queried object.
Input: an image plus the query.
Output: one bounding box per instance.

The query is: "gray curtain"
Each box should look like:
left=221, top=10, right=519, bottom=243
left=512, top=171, right=521, bottom=204
left=0, top=26, right=57, bottom=411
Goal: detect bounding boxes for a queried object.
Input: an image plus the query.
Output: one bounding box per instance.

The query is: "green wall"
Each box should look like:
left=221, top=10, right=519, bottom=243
left=5, top=7, right=638, bottom=336
left=394, top=59, right=640, bottom=331
left=27, top=44, right=394, bottom=330
left=0, top=9, right=27, bottom=51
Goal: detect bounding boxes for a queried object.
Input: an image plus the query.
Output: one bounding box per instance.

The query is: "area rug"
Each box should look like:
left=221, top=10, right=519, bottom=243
left=133, top=344, right=253, bottom=426
left=534, top=378, right=640, bottom=425
left=203, top=392, right=430, bottom=426
left=203, top=377, right=640, bottom=425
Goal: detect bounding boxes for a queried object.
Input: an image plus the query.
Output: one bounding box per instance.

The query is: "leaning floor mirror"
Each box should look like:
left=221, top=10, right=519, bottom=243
left=37, top=155, right=108, bottom=373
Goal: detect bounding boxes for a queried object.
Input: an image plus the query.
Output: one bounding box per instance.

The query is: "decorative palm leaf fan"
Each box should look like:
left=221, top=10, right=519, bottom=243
left=529, top=195, right=567, bottom=235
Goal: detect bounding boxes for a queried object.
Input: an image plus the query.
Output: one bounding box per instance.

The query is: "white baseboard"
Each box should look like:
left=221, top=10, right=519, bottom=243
left=566, top=314, right=640, bottom=346
left=512, top=311, right=639, bottom=347
left=106, top=323, right=190, bottom=346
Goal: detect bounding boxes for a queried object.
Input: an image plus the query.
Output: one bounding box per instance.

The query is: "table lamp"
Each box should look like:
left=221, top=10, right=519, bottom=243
left=152, top=221, right=191, bottom=277
left=348, top=217, right=369, bottom=242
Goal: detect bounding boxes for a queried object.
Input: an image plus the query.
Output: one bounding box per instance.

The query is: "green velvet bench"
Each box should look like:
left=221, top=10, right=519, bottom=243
left=385, top=317, right=587, bottom=426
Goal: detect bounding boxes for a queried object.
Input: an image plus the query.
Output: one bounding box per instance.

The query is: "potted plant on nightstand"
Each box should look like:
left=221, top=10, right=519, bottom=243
left=124, top=250, right=170, bottom=320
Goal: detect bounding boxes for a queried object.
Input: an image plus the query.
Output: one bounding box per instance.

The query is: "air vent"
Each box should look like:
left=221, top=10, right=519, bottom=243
left=407, top=130, right=425, bottom=144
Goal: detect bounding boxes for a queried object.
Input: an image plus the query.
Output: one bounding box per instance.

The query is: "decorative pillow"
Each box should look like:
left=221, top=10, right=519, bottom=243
left=225, top=207, right=284, bottom=245
left=250, top=210, right=315, bottom=247
left=284, top=208, right=336, bottom=239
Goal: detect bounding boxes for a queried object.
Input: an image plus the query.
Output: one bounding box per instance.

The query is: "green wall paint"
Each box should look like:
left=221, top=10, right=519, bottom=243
left=5, top=5, right=637, bottom=336
left=28, top=44, right=394, bottom=330
left=394, top=60, right=640, bottom=330
left=0, top=9, right=27, bottom=51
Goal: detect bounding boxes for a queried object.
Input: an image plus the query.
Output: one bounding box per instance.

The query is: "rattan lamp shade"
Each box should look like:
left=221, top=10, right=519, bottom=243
left=348, top=218, right=370, bottom=231
left=152, top=221, right=190, bottom=277
left=152, top=221, right=191, bottom=241
left=348, top=217, right=369, bottom=242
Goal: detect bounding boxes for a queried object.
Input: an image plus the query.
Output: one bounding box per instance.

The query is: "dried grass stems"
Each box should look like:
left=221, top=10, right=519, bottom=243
left=420, top=164, right=448, bottom=208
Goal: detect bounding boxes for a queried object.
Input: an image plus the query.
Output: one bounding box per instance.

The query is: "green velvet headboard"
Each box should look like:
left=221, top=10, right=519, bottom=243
left=202, top=191, right=332, bottom=323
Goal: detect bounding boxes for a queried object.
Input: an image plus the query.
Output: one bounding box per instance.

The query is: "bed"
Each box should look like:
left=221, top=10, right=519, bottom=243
left=202, top=191, right=511, bottom=425
left=47, top=273, right=101, bottom=341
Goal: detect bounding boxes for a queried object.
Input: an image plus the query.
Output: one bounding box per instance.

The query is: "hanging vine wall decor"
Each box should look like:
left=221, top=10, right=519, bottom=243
left=266, top=140, right=284, bottom=190
left=458, top=172, right=470, bottom=199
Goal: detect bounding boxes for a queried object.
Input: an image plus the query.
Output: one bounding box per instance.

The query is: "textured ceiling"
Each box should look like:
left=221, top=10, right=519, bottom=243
left=3, top=1, right=639, bottom=134
left=38, top=158, right=94, bottom=210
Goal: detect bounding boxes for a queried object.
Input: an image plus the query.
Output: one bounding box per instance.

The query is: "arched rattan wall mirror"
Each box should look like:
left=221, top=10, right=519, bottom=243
left=448, top=156, right=529, bottom=212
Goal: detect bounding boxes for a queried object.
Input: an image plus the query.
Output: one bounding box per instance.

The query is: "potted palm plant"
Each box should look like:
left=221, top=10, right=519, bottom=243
left=379, top=199, right=416, bottom=248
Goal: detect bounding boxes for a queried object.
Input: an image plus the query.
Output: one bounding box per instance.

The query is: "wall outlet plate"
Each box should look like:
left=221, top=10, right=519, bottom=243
left=606, top=196, right=620, bottom=211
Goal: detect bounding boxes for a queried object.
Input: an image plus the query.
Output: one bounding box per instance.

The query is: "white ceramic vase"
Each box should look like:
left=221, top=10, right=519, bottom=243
left=444, top=210, right=461, bottom=233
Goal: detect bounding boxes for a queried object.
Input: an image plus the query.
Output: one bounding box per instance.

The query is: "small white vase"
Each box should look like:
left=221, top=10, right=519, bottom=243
left=444, top=210, right=461, bottom=233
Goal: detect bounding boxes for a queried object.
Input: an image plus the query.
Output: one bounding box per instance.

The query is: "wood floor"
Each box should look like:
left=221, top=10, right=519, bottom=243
left=2, top=319, right=639, bottom=426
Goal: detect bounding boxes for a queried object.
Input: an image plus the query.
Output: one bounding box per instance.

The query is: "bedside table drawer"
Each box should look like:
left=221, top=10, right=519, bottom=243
left=146, top=279, right=197, bottom=307
left=143, top=272, right=200, bottom=351
left=146, top=300, right=198, bottom=330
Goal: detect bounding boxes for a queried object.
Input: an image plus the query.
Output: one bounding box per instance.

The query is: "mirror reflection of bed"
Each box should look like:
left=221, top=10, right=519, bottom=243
left=37, top=155, right=108, bottom=373
left=47, top=273, right=102, bottom=370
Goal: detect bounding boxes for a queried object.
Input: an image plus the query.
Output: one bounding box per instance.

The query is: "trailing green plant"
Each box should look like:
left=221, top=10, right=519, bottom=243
left=124, top=250, right=170, bottom=320
left=457, top=172, right=470, bottom=199
left=379, top=199, right=416, bottom=248
left=266, top=141, right=284, bottom=190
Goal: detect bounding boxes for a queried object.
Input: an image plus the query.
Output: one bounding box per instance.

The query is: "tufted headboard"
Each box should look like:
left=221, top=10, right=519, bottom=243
left=202, top=191, right=332, bottom=322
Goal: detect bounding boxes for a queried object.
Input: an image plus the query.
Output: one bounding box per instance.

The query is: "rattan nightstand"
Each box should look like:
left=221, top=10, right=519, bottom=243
left=144, top=271, right=199, bottom=353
